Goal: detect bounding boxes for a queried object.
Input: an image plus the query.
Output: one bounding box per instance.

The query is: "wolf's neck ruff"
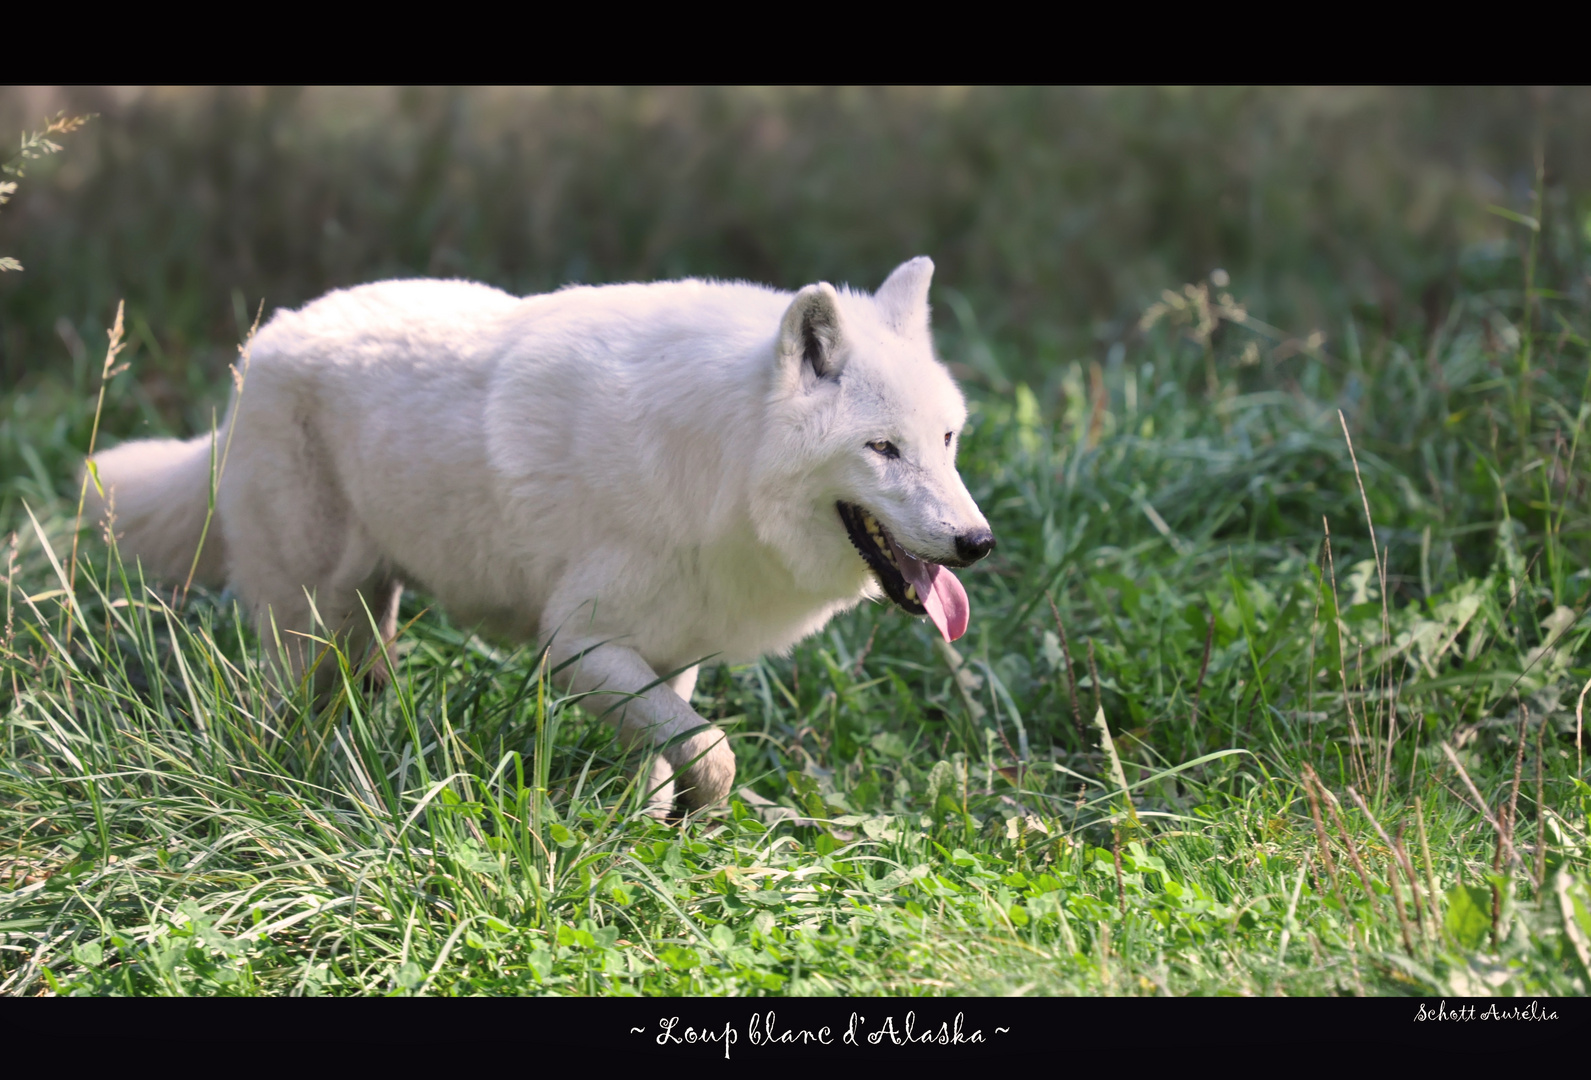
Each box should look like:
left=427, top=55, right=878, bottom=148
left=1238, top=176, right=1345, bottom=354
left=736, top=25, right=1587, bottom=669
left=835, top=501, right=970, bottom=641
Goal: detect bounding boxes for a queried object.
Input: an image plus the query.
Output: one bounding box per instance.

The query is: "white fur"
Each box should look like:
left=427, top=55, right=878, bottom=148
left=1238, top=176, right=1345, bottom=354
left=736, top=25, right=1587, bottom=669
left=86, top=258, right=990, bottom=812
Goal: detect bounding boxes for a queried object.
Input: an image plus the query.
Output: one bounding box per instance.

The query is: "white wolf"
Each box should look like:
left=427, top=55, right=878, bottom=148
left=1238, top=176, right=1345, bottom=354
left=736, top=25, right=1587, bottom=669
left=86, top=257, right=995, bottom=813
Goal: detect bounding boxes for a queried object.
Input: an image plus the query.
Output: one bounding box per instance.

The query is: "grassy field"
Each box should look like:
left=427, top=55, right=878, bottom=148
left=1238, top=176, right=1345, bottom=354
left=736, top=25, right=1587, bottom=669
left=2, top=90, right=1590, bottom=997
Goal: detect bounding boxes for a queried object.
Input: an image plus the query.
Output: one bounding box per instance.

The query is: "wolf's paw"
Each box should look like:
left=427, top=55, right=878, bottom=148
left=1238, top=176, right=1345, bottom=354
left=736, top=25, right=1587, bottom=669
left=643, top=756, right=677, bottom=820
left=669, top=726, right=736, bottom=811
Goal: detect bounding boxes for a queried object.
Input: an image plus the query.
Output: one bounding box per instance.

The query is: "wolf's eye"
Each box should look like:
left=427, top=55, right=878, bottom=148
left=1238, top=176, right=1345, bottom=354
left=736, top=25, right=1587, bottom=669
left=867, top=440, right=900, bottom=459
left=944, top=431, right=953, bottom=447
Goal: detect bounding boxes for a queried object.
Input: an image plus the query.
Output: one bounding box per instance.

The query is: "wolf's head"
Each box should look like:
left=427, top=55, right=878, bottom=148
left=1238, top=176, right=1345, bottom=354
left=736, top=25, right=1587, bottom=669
left=750, top=257, right=994, bottom=642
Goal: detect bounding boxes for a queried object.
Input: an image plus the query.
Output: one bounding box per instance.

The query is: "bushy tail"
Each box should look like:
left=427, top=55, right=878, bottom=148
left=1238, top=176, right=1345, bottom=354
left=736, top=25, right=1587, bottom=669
left=84, top=435, right=228, bottom=587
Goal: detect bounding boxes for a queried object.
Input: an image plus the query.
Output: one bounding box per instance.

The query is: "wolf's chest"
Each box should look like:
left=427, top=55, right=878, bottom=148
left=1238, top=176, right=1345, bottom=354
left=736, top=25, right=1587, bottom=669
left=610, top=537, right=862, bottom=666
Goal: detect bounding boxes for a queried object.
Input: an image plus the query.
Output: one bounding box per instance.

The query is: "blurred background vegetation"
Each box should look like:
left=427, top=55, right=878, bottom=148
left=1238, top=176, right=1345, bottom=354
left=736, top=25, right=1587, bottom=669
left=5, top=89, right=1591, bottom=996
left=3, top=87, right=1589, bottom=411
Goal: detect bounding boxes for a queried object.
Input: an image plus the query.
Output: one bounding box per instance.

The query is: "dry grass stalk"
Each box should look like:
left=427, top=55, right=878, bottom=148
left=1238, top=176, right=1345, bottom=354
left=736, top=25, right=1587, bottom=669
left=1337, top=410, right=1395, bottom=797
left=1414, top=796, right=1441, bottom=938
left=1377, top=554, right=1412, bottom=802
left=1534, top=717, right=1547, bottom=891
left=1300, top=765, right=1343, bottom=901
left=1577, top=674, right=1590, bottom=779
left=1477, top=702, right=1533, bottom=946
left=1347, top=787, right=1415, bottom=956
left=1086, top=638, right=1104, bottom=723
left=1385, top=851, right=1417, bottom=957
left=850, top=624, right=877, bottom=678
left=1439, top=741, right=1521, bottom=872
left=1111, top=825, right=1126, bottom=915
left=1046, top=593, right=1086, bottom=741
left=67, top=300, right=128, bottom=642
left=1380, top=598, right=1419, bottom=802
left=1317, top=781, right=1380, bottom=918
left=2, top=532, right=19, bottom=704
left=1489, top=840, right=1505, bottom=949
left=2, top=531, right=14, bottom=659
left=1393, top=824, right=1428, bottom=943
left=1321, top=517, right=1371, bottom=791
left=1088, top=359, right=1107, bottom=447
left=1305, top=543, right=1325, bottom=752
left=1507, top=701, right=1529, bottom=857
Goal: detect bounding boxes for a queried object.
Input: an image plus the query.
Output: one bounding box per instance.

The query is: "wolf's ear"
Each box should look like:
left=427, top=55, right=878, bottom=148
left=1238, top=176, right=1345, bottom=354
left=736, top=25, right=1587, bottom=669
left=874, top=256, right=934, bottom=333
left=778, top=282, right=847, bottom=385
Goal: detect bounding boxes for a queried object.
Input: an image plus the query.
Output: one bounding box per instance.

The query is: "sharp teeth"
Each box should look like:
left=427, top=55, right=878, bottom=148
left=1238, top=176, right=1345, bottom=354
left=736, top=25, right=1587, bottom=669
left=859, top=510, right=908, bottom=574
left=905, top=585, right=918, bottom=602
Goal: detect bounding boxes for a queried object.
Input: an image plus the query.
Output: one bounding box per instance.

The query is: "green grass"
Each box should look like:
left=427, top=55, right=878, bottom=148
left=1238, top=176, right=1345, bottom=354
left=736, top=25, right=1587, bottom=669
left=4, top=242, right=1590, bottom=997
left=3, top=89, right=1591, bottom=997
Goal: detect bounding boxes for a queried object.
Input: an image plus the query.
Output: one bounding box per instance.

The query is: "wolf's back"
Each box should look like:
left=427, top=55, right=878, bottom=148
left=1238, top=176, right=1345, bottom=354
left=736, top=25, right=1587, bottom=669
left=85, top=435, right=227, bottom=587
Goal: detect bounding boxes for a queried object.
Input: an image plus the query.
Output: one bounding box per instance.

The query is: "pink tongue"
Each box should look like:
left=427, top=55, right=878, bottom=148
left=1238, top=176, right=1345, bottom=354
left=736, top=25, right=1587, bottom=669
left=919, top=563, right=970, bottom=642
left=891, top=541, right=970, bottom=642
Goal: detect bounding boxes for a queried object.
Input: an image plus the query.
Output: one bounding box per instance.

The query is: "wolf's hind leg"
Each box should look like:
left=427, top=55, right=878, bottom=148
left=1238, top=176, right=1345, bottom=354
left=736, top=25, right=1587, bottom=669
left=353, top=578, right=403, bottom=691
left=219, top=402, right=368, bottom=694
left=233, top=567, right=396, bottom=698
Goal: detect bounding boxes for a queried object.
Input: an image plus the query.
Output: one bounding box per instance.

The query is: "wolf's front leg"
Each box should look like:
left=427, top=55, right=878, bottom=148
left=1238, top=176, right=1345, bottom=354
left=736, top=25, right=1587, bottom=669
left=550, top=638, right=734, bottom=813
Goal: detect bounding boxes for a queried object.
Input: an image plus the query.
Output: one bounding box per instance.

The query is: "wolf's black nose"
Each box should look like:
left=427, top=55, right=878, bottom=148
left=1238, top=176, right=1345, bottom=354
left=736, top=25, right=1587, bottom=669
left=955, top=529, right=996, bottom=564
